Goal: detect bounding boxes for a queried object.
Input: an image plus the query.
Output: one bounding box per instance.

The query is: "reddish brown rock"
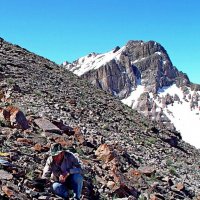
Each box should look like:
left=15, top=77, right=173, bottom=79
left=1, top=185, right=14, bottom=198
left=52, top=120, right=74, bottom=135
left=138, top=166, right=156, bottom=176
left=112, top=184, right=138, bottom=198
left=17, top=138, right=33, bottom=144
left=95, top=143, right=116, bottom=163
left=54, top=136, right=68, bottom=146
left=0, top=91, right=4, bottom=99
left=128, top=169, right=142, bottom=178
left=32, top=143, right=42, bottom=152
left=74, top=127, right=85, bottom=144
left=110, top=164, right=125, bottom=186
left=150, top=195, right=158, bottom=200
left=176, top=182, right=185, bottom=191
left=68, top=99, right=77, bottom=106
left=0, top=106, right=29, bottom=130
left=150, top=193, right=165, bottom=200
left=107, top=180, right=116, bottom=189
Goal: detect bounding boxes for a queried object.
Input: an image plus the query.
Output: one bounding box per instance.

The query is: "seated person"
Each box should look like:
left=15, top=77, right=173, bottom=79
left=42, top=143, right=83, bottom=200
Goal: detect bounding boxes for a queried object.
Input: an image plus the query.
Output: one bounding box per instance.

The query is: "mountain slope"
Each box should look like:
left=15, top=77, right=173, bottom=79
left=0, top=37, right=200, bottom=199
left=63, top=40, right=200, bottom=149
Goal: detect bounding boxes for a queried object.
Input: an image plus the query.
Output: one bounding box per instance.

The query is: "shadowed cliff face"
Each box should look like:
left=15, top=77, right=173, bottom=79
left=0, top=38, right=200, bottom=199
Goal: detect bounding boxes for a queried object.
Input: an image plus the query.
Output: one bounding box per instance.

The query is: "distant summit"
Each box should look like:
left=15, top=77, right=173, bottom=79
left=63, top=40, right=192, bottom=95
left=63, top=40, right=200, bottom=148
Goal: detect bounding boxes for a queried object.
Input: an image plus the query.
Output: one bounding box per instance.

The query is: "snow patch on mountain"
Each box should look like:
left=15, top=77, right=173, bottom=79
left=122, top=84, right=200, bottom=148
left=65, top=46, right=126, bottom=76
left=122, top=85, right=145, bottom=108
left=156, top=84, right=200, bottom=148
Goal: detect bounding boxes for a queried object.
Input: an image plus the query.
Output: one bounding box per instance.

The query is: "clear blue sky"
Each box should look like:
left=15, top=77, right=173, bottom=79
left=0, top=0, right=199, bottom=83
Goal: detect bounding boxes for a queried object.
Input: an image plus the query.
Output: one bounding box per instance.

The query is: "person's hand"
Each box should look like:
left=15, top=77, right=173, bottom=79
left=59, top=172, right=70, bottom=183
left=46, top=179, right=52, bottom=187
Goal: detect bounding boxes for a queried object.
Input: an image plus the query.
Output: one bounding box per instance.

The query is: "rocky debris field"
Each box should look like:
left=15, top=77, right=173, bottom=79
left=0, top=38, right=200, bottom=199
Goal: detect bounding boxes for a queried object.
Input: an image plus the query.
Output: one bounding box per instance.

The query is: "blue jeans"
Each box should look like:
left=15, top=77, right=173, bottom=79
left=52, top=174, right=83, bottom=199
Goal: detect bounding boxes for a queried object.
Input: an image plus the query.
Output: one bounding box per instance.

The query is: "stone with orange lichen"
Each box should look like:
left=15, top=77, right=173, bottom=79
left=95, top=143, right=116, bottom=163
left=16, top=137, right=33, bottom=144
left=1, top=186, right=14, bottom=198
left=74, top=127, right=85, bottom=144
left=0, top=106, right=29, bottom=130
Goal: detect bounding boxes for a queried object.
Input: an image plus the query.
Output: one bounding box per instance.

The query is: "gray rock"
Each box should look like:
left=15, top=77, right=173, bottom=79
left=34, top=118, right=61, bottom=134
left=0, top=170, right=13, bottom=180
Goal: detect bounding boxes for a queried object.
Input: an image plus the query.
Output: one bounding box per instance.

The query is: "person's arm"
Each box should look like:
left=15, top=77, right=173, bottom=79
left=59, top=152, right=83, bottom=183
left=42, top=157, right=53, bottom=179
left=69, top=153, right=83, bottom=174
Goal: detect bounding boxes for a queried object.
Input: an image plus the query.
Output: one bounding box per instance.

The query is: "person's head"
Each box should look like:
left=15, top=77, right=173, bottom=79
left=50, top=143, right=65, bottom=163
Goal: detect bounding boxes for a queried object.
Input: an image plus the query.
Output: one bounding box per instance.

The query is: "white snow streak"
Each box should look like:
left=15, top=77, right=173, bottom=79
left=67, top=46, right=126, bottom=76
left=122, top=84, right=200, bottom=148
left=122, top=85, right=145, bottom=109
left=156, top=84, right=200, bottom=148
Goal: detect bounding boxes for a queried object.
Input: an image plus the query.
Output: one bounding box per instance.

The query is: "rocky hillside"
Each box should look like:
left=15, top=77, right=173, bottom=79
left=0, top=37, right=200, bottom=200
left=63, top=40, right=200, bottom=148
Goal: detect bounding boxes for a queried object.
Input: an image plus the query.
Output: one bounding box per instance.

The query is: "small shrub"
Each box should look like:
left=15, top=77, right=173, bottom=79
left=147, top=137, right=157, bottom=144
left=166, top=159, right=173, bottom=166
left=169, top=166, right=177, bottom=176
left=26, top=170, right=35, bottom=180
left=75, top=148, right=84, bottom=156
left=35, top=91, right=42, bottom=96
left=7, top=78, right=14, bottom=85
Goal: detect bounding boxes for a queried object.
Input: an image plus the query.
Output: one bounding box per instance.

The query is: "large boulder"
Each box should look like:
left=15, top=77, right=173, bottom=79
left=34, top=118, right=61, bottom=134
left=0, top=106, right=29, bottom=130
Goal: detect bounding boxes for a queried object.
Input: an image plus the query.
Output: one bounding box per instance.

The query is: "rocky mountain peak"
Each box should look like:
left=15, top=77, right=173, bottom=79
left=125, top=40, right=169, bottom=60
left=64, top=40, right=190, bottom=96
